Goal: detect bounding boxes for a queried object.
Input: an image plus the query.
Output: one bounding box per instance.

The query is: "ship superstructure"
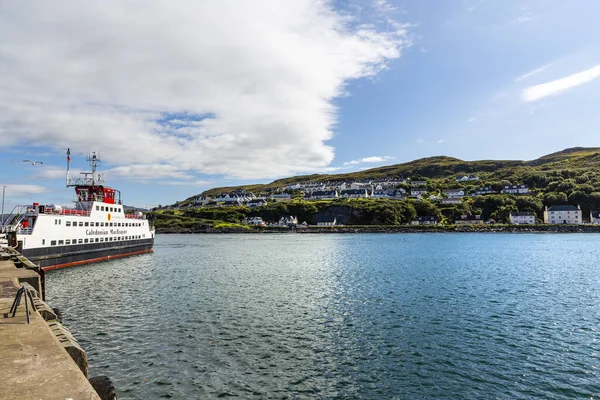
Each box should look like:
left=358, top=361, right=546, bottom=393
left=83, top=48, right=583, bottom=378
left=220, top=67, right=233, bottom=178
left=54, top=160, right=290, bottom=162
left=1, top=150, right=154, bottom=270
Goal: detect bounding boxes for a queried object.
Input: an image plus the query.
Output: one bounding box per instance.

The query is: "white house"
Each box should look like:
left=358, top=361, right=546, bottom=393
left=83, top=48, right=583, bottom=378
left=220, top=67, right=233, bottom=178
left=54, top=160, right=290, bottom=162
left=305, top=190, right=338, bottom=200
left=350, top=182, right=368, bottom=189
left=247, top=199, right=267, bottom=208
left=191, top=195, right=213, bottom=206
left=272, top=193, right=291, bottom=202
left=372, top=190, right=389, bottom=199
left=442, top=189, right=465, bottom=198
left=439, top=198, right=462, bottom=205
left=472, top=186, right=495, bottom=196
left=316, top=216, right=337, bottom=226
left=509, top=211, right=536, bottom=225
left=544, top=205, right=582, bottom=224
left=247, top=217, right=265, bottom=225
left=455, top=214, right=484, bottom=225
left=340, top=189, right=370, bottom=198
left=388, top=189, right=405, bottom=200
left=590, top=211, right=600, bottom=224
left=410, top=189, right=427, bottom=197
left=501, top=185, right=529, bottom=195
left=456, top=175, right=479, bottom=182
left=411, top=216, right=437, bottom=225
left=278, top=215, right=298, bottom=227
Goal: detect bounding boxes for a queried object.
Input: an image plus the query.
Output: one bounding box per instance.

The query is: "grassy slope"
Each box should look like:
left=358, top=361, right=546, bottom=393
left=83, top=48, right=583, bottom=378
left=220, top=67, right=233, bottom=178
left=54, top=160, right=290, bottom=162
left=187, top=147, right=600, bottom=201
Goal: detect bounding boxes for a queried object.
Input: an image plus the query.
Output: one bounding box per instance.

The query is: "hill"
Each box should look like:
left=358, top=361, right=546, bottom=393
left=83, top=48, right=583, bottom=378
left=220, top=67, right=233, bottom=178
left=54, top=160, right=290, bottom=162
left=151, top=147, right=600, bottom=230
left=190, top=147, right=600, bottom=199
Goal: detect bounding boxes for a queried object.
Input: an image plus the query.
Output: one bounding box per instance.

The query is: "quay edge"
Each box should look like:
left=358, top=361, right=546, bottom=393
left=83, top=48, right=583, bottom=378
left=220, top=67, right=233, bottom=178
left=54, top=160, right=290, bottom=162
left=0, top=247, right=113, bottom=400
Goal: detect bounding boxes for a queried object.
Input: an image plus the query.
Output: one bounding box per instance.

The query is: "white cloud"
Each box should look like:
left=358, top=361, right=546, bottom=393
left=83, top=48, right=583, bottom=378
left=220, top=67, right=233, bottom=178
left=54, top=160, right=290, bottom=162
left=343, top=155, right=395, bottom=166
left=0, top=184, right=49, bottom=197
left=515, top=64, right=551, bottom=82
left=522, top=64, right=600, bottom=102
left=0, top=1, right=407, bottom=181
left=436, top=140, right=444, bottom=144
left=31, top=167, right=71, bottom=180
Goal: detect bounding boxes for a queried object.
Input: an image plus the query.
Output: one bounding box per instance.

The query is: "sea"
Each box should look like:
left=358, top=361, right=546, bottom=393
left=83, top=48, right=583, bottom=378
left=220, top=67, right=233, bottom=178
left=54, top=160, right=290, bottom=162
left=46, top=233, right=600, bottom=399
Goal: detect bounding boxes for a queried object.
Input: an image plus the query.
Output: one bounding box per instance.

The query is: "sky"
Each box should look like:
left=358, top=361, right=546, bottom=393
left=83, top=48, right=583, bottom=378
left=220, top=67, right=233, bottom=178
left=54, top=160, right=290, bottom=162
left=1, top=0, right=600, bottom=210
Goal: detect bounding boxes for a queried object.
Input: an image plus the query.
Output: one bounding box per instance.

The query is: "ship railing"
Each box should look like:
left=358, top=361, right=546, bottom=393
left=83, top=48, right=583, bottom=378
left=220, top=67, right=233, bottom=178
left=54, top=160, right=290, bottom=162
left=40, top=207, right=90, bottom=217
left=124, top=213, right=146, bottom=219
left=0, top=205, right=28, bottom=233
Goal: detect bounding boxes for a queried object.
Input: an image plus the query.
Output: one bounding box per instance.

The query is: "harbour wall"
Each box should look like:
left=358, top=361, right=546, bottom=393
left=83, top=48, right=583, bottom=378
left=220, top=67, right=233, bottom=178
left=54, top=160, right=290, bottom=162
left=156, top=224, right=600, bottom=234
left=0, top=247, right=113, bottom=399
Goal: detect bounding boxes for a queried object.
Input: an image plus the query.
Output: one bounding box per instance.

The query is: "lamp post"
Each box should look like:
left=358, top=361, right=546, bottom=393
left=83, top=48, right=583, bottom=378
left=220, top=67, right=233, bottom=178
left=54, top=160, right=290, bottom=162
left=1, top=186, right=5, bottom=226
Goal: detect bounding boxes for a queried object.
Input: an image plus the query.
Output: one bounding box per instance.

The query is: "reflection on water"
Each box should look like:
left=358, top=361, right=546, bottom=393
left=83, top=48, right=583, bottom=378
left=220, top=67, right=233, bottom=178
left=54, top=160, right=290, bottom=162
left=46, top=233, right=600, bottom=399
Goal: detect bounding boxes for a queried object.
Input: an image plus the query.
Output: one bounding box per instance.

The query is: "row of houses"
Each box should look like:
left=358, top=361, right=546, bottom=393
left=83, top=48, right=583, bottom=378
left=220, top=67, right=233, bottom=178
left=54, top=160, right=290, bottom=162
left=411, top=205, right=600, bottom=226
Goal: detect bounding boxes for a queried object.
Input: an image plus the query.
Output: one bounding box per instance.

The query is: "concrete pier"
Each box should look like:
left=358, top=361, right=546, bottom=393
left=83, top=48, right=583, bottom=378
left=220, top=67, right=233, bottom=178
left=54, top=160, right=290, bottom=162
left=0, top=248, right=101, bottom=400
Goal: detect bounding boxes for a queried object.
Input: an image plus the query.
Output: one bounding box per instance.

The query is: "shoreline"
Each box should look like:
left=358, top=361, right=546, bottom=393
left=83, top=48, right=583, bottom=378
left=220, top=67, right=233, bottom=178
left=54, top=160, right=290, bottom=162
left=156, top=224, right=600, bottom=234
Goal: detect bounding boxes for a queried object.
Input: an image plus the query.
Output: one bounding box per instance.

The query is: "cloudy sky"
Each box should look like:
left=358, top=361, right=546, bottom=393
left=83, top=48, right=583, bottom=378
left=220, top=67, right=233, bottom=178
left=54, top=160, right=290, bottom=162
left=1, top=0, right=599, bottom=209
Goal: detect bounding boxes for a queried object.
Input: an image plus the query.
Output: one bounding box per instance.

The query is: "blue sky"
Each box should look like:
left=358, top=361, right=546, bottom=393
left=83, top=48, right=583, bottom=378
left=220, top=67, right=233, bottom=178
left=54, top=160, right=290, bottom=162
left=1, top=0, right=600, bottom=210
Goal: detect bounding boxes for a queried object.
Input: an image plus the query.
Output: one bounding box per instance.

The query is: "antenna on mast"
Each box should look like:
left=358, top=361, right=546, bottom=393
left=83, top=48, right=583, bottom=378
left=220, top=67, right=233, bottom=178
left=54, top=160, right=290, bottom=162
left=66, top=148, right=71, bottom=187
left=86, top=151, right=102, bottom=186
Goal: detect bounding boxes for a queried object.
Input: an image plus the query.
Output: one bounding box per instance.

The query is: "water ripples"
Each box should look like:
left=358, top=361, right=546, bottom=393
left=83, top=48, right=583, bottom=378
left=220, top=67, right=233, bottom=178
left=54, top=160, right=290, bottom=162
left=46, top=233, right=600, bottom=399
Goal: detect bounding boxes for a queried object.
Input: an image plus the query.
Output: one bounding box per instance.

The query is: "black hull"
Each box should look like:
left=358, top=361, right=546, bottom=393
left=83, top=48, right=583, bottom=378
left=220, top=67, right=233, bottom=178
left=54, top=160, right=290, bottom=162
left=21, top=238, right=154, bottom=271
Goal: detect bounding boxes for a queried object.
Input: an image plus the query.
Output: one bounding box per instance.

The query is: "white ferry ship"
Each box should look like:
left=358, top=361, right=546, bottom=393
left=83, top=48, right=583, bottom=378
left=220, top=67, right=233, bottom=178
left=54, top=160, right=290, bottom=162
left=1, top=150, right=155, bottom=271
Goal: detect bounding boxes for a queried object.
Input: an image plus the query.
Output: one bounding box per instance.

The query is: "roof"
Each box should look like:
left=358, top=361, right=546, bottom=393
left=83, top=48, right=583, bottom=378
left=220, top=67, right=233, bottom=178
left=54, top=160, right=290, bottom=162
left=443, top=188, right=463, bottom=192
left=340, top=189, right=367, bottom=194
left=547, top=205, right=578, bottom=211
left=414, top=216, right=436, bottom=221
left=248, top=199, right=266, bottom=204
left=510, top=211, right=535, bottom=216
left=456, top=214, right=482, bottom=221
left=591, top=211, right=600, bottom=218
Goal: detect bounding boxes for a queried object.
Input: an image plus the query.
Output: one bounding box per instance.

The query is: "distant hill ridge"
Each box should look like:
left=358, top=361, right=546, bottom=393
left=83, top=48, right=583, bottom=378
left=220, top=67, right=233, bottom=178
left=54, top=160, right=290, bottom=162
left=192, top=147, right=600, bottom=199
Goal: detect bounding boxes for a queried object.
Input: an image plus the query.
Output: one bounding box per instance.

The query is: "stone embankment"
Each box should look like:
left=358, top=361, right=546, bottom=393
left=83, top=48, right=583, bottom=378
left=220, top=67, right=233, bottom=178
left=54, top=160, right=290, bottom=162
left=0, top=247, right=113, bottom=399
left=156, top=224, right=600, bottom=234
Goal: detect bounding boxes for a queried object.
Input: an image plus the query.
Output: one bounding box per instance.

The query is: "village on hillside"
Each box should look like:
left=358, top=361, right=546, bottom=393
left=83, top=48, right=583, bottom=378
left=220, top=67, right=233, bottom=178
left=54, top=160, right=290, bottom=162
left=155, top=175, right=600, bottom=227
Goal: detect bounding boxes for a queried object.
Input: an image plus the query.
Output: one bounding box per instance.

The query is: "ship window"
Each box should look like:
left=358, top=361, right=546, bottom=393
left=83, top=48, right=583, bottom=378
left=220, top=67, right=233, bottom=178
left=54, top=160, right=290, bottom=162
left=66, top=221, right=71, bottom=226
left=95, top=238, right=99, bottom=242
left=84, top=238, right=89, bottom=243
left=79, top=222, right=83, bottom=226
left=101, top=206, right=105, bottom=211
left=55, top=219, right=58, bottom=225
left=110, top=222, right=113, bottom=227
left=72, top=238, right=77, bottom=244
left=50, top=240, right=56, bottom=246
left=95, top=222, right=99, bottom=227
left=96, top=206, right=99, bottom=211
left=85, top=222, right=89, bottom=226
left=100, top=237, right=104, bottom=242
left=58, top=240, right=64, bottom=245
left=42, top=239, right=45, bottom=245
left=100, top=222, right=104, bottom=227
left=65, top=239, right=71, bottom=244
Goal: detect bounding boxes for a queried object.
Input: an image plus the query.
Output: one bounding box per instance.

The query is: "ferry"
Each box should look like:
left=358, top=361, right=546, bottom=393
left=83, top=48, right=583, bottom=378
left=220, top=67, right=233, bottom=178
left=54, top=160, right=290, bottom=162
left=1, top=150, right=155, bottom=271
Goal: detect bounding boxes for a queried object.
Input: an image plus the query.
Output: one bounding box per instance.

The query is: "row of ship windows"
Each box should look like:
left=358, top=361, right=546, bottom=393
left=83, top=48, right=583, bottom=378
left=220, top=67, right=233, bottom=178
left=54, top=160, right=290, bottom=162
left=43, top=235, right=146, bottom=246
left=55, top=220, right=142, bottom=227
left=96, top=205, right=121, bottom=212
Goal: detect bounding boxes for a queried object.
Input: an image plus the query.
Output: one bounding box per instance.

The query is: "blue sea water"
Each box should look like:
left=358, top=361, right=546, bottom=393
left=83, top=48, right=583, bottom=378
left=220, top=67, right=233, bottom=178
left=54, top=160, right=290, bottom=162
left=46, top=233, right=600, bottom=399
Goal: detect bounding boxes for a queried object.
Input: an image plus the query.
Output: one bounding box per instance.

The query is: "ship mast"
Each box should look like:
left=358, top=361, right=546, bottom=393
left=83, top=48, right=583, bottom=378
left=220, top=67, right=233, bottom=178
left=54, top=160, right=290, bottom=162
left=65, top=150, right=104, bottom=187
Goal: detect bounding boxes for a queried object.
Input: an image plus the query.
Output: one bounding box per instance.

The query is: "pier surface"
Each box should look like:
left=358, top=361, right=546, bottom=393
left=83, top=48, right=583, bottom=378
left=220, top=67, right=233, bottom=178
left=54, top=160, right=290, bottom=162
left=0, top=251, right=100, bottom=400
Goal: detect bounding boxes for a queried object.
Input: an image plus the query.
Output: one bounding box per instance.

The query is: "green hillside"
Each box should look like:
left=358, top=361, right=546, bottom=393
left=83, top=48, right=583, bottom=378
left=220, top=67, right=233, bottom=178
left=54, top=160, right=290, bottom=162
left=191, top=147, right=600, bottom=199
left=148, top=147, right=600, bottom=231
